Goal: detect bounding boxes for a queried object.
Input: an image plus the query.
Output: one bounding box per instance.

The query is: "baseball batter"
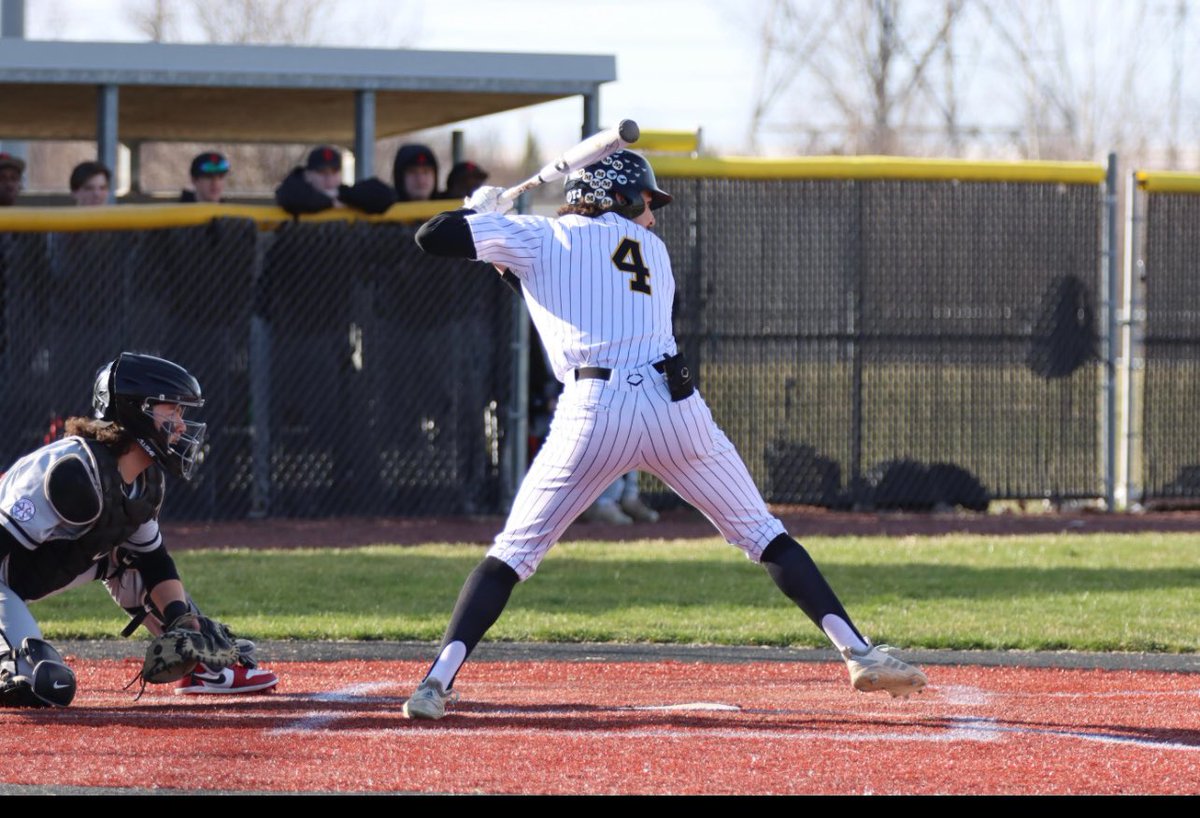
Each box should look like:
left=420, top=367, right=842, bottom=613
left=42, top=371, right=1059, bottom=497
left=406, top=150, right=926, bottom=719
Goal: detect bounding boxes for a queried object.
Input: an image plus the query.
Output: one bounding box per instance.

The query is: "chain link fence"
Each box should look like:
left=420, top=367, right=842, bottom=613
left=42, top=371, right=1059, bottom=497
left=1, top=161, right=1120, bottom=520
left=0, top=216, right=515, bottom=520
left=655, top=174, right=1105, bottom=508
left=1134, top=187, right=1200, bottom=502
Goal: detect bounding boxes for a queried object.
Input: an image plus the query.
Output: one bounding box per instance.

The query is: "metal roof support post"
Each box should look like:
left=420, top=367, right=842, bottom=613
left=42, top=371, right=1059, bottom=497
left=1, top=0, right=24, bottom=36
left=128, top=139, right=142, bottom=196
left=1, top=0, right=27, bottom=160
left=96, top=84, right=118, bottom=203
left=451, top=129, right=464, bottom=164
left=353, top=89, right=375, bottom=181
left=582, top=88, right=599, bottom=137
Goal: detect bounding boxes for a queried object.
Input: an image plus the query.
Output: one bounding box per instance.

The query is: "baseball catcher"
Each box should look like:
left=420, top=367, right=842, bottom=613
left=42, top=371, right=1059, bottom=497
left=0, top=353, right=277, bottom=707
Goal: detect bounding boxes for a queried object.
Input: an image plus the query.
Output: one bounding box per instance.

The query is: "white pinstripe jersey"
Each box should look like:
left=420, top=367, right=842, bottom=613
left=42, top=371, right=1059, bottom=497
left=467, top=211, right=678, bottom=383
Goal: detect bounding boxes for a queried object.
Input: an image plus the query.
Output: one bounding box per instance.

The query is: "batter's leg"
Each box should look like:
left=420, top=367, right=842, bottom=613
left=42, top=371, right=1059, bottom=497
left=422, top=556, right=519, bottom=690
left=638, top=391, right=867, bottom=650
left=488, top=381, right=641, bottom=579
left=413, top=382, right=639, bottom=710
left=760, top=534, right=867, bottom=651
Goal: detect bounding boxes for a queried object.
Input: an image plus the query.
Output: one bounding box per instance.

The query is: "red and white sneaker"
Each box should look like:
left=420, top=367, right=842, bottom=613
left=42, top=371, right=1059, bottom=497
left=174, top=663, right=279, bottom=695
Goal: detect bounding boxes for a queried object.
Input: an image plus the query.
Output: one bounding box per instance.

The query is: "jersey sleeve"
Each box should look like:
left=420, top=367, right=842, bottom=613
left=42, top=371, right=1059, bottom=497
left=122, top=519, right=163, bottom=554
left=465, top=213, right=547, bottom=279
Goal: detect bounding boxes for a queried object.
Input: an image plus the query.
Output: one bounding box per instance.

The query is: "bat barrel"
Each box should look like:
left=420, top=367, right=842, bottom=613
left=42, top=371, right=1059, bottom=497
left=618, top=119, right=640, bottom=145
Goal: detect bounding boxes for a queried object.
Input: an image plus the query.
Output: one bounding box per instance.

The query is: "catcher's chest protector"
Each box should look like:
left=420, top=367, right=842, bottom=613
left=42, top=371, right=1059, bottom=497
left=79, top=440, right=165, bottom=550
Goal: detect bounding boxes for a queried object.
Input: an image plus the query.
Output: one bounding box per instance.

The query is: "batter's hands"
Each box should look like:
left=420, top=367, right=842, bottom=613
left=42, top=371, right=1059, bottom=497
left=464, top=185, right=513, bottom=216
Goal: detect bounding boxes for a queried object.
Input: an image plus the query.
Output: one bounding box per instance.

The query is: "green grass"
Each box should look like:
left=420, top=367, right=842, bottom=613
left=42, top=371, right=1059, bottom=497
left=31, top=534, right=1200, bottom=652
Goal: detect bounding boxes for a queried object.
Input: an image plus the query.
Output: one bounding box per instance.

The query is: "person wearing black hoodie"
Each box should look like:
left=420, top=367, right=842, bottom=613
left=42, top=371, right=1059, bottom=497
left=275, top=146, right=395, bottom=216
left=392, top=144, right=439, bottom=202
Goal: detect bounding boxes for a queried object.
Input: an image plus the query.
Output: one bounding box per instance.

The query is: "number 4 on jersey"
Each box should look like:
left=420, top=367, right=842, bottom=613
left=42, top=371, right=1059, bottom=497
left=612, top=238, right=651, bottom=295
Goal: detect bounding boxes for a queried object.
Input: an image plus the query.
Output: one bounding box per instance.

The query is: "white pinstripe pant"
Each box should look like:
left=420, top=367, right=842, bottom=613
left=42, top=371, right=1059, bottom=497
left=489, top=362, right=786, bottom=580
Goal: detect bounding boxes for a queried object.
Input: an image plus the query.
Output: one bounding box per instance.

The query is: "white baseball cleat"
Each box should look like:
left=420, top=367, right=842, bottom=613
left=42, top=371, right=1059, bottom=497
left=842, top=645, right=927, bottom=698
left=403, top=678, right=459, bottom=720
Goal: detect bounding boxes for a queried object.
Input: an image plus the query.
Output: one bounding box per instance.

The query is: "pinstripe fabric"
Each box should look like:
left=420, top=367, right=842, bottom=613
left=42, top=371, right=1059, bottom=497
left=469, top=211, right=785, bottom=581
left=468, top=212, right=677, bottom=382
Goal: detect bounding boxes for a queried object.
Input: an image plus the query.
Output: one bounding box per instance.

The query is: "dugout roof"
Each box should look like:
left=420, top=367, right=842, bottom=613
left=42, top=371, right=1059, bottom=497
left=0, top=38, right=616, bottom=143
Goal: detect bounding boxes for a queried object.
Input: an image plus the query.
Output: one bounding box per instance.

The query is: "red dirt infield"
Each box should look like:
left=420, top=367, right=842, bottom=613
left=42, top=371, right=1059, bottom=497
left=4, top=658, right=1197, bottom=795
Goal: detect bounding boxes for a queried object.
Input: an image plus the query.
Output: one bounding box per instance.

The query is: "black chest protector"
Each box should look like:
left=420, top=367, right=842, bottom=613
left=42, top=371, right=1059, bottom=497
left=1, top=441, right=165, bottom=601
left=77, top=440, right=165, bottom=551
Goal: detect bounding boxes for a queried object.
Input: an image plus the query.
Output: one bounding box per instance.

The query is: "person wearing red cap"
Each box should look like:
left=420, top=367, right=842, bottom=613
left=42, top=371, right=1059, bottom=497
left=275, top=145, right=394, bottom=216
left=443, top=161, right=489, bottom=200
left=392, top=144, right=440, bottom=202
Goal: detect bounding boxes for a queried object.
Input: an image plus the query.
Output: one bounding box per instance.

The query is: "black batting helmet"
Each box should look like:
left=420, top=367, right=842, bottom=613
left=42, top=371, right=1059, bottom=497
left=93, top=353, right=207, bottom=480
left=564, top=150, right=672, bottom=219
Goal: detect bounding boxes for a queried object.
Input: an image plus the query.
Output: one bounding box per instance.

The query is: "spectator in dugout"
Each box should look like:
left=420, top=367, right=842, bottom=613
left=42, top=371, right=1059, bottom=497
left=275, top=145, right=395, bottom=216
left=181, top=151, right=230, bottom=203
left=69, top=161, right=111, bottom=207
left=392, top=144, right=439, bottom=202
left=0, top=153, right=24, bottom=206
left=443, top=160, right=489, bottom=200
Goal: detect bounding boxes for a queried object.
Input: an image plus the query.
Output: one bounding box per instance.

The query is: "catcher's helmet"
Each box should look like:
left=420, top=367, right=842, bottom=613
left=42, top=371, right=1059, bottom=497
left=93, top=353, right=207, bottom=480
left=564, top=150, right=672, bottom=219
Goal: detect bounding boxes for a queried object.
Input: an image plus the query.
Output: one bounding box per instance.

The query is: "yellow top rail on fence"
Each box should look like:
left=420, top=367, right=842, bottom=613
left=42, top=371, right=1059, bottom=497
left=1135, top=171, right=1200, bottom=194
left=637, top=129, right=701, bottom=154
left=650, top=155, right=1107, bottom=185
left=0, top=199, right=454, bottom=233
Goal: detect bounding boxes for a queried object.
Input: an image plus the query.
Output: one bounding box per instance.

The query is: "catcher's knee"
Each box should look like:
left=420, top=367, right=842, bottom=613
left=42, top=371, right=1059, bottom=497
left=0, top=638, right=76, bottom=707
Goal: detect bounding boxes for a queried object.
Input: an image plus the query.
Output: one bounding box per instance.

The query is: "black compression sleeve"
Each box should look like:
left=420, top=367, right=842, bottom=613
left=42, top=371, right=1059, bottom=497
left=126, top=546, right=181, bottom=591
left=414, top=209, right=478, bottom=259
left=439, top=556, right=519, bottom=659
left=760, top=534, right=865, bottom=642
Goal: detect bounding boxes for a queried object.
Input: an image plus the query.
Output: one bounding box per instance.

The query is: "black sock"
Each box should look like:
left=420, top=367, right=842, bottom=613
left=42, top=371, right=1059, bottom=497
left=433, top=556, right=520, bottom=681
left=760, top=534, right=865, bottom=644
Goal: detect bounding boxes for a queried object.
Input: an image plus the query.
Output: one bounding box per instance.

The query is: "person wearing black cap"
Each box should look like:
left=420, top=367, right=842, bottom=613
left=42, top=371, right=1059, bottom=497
left=443, top=161, right=489, bottom=201
left=181, top=151, right=230, bottom=203
left=392, top=144, right=439, bottom=202
left=275, top=145, right=395, bottom=216
left=0, top=153, right=24, bottom=207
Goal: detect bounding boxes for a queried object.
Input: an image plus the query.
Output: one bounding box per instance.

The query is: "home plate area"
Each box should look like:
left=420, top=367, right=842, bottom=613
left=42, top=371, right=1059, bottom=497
left=2, top=659, right=1197, bottom=794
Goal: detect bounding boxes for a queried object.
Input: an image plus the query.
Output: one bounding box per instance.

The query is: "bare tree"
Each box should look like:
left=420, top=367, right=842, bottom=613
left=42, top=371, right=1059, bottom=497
left=189, top=0, right=329, bottom=45
left=749, top=0, right=973, bottom=155
left=126, top=0, right=180, bottom=42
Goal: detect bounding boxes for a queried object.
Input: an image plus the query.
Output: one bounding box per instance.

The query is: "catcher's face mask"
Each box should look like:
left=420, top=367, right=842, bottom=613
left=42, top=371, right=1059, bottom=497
left=144, top=400, right=207, bottom=480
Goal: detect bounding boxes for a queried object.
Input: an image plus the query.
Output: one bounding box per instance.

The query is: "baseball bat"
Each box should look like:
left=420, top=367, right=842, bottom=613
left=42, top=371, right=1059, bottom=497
left=500, top=119, right=640, bottom=201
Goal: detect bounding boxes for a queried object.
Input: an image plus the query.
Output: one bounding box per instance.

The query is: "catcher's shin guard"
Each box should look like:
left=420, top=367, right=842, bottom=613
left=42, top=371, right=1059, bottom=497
left=0, top=638, right=76, bottom=707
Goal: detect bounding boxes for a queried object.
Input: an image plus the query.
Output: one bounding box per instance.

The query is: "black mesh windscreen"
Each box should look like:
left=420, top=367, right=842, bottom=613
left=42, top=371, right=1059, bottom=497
left=1140, top=193, right=1200, bottom=500
left=0, top=219, right=514, bottom=520
left=656, top=176, right=1103, bottom=505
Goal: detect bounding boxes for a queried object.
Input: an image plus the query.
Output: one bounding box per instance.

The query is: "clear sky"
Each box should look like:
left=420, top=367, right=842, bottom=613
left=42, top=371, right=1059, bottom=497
left=23, top=0, right=766, bottom=156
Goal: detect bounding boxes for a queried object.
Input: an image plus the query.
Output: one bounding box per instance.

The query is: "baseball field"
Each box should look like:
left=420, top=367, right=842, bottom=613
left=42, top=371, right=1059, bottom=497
left=6, top=510, right=1198, bottom=795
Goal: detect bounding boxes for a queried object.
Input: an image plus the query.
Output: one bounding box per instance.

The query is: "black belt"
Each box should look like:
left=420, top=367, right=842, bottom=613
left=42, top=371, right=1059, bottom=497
left=575, top=361, right=667, bottom=381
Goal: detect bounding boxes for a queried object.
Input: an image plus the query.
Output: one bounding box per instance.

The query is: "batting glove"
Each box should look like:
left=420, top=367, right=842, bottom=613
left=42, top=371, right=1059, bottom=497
left=464, top=185, right=513, bottom=215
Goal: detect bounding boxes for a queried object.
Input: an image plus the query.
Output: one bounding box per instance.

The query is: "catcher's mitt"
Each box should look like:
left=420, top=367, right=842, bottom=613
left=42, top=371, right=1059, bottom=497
left=127, top=614, right=241, bottom=696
